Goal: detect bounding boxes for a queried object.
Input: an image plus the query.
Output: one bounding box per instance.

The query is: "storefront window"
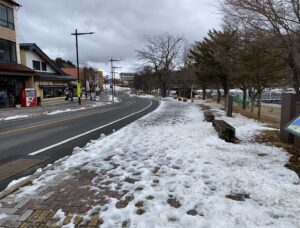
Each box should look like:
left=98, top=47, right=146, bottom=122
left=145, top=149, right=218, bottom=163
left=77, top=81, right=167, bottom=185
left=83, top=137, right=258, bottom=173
left=43, top=87, right=65, bottom=99
left=0, top=77, right=23, bottom=108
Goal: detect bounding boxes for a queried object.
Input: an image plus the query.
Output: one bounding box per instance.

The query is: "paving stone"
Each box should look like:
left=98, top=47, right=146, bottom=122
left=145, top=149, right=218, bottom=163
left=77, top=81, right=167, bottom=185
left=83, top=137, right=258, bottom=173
left=41, top=191, right=55, bottom=200
left=62, top=214, right=73, bottom=225
left=73, top=215, right=83, bottom=225
left=27, top=210, right=42, bottom=222
left=15, top=199, right=30, bottom=209
left=0, top=218, right=6, bottom=226
left=26, top=196, right=42, bottom=200
left=35, top=210, right=51, bottom=223
left=2, top=219, right=22, bottom=227
left=18, top=210, right=34, bottom=222
left=0, top=208, right=17, bottom=215
left=0, top=198, right=13, bottom=203
left=87, top=215, right=101, bottom=227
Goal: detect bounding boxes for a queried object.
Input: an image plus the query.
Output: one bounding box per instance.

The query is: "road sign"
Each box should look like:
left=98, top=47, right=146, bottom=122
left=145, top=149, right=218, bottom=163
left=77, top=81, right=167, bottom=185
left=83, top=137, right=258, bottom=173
left=285, top=116, right=300, bottom=137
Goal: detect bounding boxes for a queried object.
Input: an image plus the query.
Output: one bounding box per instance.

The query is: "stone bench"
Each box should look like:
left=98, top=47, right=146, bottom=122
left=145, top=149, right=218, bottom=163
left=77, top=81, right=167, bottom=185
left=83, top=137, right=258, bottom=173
left=204, top=111, right=215, bottom=122
left=212, top=120, right=236, bottom=142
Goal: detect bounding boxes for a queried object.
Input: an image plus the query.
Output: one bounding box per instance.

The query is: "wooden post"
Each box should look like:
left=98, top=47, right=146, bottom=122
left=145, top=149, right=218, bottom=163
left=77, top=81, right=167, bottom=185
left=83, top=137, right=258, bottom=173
left=226, top=95, right=233, bottom=117
left=280, top=93, right=300, bottom=144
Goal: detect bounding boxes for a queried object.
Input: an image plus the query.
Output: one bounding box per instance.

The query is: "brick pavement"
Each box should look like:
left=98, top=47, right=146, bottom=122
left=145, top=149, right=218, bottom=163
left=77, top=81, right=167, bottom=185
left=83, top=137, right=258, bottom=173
left=0, top=156, right=134, bottom=227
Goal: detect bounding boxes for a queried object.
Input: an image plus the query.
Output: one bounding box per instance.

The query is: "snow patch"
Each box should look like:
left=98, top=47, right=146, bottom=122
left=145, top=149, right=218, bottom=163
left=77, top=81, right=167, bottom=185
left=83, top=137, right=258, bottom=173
left=0, top=115, right=30, bottom=121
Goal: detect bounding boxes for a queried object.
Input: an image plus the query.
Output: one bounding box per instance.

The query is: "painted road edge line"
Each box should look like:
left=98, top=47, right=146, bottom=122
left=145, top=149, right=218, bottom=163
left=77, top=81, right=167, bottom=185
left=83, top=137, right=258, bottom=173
left=28, top=100, right=153, bottom=156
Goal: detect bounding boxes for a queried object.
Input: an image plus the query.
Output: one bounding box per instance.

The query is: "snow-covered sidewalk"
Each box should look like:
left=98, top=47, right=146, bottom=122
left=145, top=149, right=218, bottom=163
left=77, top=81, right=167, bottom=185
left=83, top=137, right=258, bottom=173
left=1, top=99, right=299, bottom=227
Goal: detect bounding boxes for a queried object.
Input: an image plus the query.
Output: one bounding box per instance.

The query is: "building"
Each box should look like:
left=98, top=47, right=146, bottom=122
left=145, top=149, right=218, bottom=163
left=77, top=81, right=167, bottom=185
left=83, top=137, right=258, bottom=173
left=119, top=72, right=136, bottom=87
left=62, top=68, right=104, bottom=96
left=61, top=67, right=84, bottom=96
left=98, top=70, right=104, bottom=89
left=20, top=43, right=73, bottom=105
left=0, top=0, right=35, bottom=108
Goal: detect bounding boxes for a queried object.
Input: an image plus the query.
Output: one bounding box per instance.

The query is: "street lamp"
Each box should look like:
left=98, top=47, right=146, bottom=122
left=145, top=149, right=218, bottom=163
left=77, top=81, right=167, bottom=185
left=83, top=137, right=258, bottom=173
left=71, top=29, right=94, bottom=105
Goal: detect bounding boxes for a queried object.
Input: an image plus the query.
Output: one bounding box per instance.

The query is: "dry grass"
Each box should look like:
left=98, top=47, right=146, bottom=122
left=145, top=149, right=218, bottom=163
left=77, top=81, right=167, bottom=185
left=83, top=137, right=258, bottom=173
left=211, top=98, right=281, bottom=129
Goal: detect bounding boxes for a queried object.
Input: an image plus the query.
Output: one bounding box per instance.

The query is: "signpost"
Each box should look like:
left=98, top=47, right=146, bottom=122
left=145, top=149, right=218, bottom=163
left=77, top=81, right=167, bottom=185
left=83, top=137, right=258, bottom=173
left=285, top=116, right=300, bottom=137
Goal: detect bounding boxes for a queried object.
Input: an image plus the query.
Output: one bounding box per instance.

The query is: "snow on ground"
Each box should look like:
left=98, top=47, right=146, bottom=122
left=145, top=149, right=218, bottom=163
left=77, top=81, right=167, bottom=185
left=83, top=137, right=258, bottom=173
left=107, top=95, right=121, bottom=103
left=0, top=213, right=8, bottom=220
left=131, top=94, right=157, bottom=99
left=0, top=115, right=30, bottom=121
left=5, top=176, right=30, bottom=190
left=47, top=107, right=86, bottom=115
left=14, top=99, right=300, bottom=227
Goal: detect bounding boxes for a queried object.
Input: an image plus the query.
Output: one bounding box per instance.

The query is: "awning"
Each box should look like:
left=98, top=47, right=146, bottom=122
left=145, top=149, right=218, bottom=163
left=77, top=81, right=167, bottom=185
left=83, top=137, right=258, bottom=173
left=39, top=85, right=67, bottom=89
left=0, top=62, right=34, bottom=77
left=35, top=72, right=75, bottom=81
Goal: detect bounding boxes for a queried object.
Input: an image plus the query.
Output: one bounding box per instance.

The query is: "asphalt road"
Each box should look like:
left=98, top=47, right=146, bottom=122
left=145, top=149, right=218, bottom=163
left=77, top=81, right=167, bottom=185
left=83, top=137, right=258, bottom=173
left=0, top=95, right=159, bottom=191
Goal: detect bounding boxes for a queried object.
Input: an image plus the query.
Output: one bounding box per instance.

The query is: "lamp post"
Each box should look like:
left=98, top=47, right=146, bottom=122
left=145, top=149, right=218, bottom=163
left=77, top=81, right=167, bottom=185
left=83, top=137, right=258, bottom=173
left=71, top=29, right=94, bottom=105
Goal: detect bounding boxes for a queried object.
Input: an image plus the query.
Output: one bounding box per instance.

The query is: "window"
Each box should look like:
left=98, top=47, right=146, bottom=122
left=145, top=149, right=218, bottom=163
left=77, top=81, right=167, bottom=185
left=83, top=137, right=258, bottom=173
left=0, top=4, right=14, bottom=30
left=33, top=61, right=47, bottom=71
left=33, top=60, right=41, bottom=70
left=41, top=62, right=47, bottom=71
left=43, top=87, right=65, bottom=98
left=0, top=38, right=16, bottom=62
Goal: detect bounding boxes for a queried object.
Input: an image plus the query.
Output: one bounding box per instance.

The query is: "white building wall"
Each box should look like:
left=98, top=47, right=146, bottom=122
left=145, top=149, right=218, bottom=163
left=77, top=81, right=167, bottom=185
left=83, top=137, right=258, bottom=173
left=24, top=51, right=56, bottom=73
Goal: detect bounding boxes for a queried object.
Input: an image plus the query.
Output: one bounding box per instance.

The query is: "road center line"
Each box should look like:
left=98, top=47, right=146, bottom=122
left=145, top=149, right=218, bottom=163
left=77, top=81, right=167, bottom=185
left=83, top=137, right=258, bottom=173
left=28, top=100, right=153, bottom=156
left=0, top=100, right=136, bottom=136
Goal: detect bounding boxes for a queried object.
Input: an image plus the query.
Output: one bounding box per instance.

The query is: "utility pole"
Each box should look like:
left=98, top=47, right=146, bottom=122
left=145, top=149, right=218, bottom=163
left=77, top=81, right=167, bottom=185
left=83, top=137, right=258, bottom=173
left=71, top=29, right=94, bottom=105
left=109, top=58, right=121, bottom=103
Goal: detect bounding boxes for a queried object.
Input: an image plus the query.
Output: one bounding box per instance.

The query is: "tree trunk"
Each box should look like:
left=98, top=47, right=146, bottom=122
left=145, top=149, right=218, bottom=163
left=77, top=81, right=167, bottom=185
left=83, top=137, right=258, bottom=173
left=202, top=86, right=206, bottom=100
left=161, top=80, right=167, bottom=98
left=242, top=87, right=247, bottom=110
left=257, top=92, right=262, bottom=119
left=292, top=67, right=300, bottom=95
left=217, top=89, right=221, bottom=103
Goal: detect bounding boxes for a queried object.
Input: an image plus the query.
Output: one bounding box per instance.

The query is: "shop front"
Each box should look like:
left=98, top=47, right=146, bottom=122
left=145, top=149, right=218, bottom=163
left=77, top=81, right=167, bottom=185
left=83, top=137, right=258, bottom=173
left=35, top=72, right=74, bottom=105
left=0, top=62, right=34, bottom=108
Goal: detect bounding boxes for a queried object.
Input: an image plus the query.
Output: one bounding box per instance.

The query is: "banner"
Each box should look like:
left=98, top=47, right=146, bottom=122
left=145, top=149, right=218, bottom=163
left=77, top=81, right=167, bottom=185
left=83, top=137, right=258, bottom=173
left=77, top=83, right=81, bottom=97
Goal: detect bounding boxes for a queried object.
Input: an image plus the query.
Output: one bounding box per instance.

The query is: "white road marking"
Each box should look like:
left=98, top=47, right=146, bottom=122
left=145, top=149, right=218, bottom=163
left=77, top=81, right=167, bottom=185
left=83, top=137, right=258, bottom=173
left=29, top=100, right=153, bottom=156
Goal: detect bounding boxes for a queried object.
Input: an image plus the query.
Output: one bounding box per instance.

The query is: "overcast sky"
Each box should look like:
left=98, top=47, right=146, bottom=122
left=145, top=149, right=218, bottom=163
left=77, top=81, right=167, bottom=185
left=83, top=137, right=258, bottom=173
left=17, top=0, right=221, bottom=76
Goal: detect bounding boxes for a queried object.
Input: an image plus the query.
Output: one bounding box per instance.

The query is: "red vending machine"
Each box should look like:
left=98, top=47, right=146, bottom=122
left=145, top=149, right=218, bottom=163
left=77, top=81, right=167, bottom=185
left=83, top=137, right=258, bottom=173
left=20, top=88, right=37, bottom=107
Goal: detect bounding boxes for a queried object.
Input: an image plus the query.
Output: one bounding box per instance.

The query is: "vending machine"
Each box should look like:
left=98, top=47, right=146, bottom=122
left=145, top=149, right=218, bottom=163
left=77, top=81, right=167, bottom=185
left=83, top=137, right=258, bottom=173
left=20, top=88, right=37, bottom=107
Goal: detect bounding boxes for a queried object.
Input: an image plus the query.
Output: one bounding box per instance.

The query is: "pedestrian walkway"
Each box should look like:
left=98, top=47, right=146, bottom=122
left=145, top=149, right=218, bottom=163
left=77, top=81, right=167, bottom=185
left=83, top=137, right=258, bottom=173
left=0, top=99, right=299, bottom=227
left=0, top=91, right=115, bottom=122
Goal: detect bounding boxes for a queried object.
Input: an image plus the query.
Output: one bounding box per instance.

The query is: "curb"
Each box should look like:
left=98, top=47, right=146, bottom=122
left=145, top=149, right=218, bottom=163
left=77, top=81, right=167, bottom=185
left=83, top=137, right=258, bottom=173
left=0, top=156, right=70, bottom=200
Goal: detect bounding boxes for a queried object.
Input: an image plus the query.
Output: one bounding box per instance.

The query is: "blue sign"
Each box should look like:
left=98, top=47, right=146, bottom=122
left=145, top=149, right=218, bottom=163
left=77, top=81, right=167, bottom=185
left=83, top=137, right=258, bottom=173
left=285, top=116, right=300, bottom=137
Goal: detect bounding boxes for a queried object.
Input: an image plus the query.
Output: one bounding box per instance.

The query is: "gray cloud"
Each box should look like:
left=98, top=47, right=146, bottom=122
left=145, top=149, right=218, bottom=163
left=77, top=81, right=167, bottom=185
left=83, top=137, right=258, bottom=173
left=17, top=0, right=221, bottom=75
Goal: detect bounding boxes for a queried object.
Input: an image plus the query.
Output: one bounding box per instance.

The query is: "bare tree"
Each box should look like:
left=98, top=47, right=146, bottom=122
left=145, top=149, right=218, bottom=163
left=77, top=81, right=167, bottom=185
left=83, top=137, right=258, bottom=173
left=220, top=0, right=300, bottom=94
left=136, top=33, right=184, bottom=97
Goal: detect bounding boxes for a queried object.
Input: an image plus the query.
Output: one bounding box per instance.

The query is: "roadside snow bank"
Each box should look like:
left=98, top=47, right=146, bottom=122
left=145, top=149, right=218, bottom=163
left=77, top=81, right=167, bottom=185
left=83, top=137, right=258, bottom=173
left=0, top=115, right=30, bottom=121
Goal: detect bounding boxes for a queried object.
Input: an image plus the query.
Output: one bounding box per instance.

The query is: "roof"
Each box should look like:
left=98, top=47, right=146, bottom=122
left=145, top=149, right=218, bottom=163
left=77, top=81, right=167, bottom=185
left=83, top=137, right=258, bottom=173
left=35, top=72, right=75, bottom=81
left=19, top=43, right=68, bottom=76
left=5, top=0, right=21, bottom=7
left=0, top=62, right=34, bottom=76
left=61, top=67, right=84, bottom=79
